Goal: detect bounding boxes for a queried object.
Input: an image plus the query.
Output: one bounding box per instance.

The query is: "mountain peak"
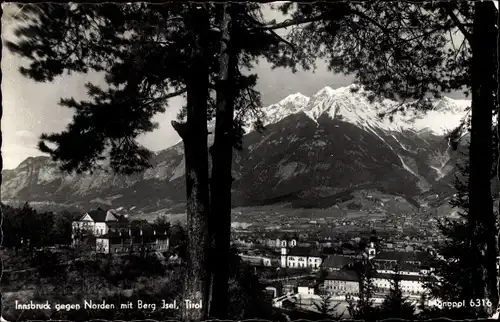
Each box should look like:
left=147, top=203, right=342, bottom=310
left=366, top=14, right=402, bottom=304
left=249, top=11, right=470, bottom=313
left=244, top=83, right=470, bottom=135
left=267, top=84, right=471, bottom=136
left=282, top=92, right=309, bottom=103
left=433, top=96, right=470, bottom=112
left=260, top=92, right=310, bottom=126
left=17, top=156, right=51, bottom=169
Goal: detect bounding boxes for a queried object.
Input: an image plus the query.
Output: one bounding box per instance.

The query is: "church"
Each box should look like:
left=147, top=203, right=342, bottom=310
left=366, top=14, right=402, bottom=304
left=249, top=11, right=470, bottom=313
left=280, top=245, right=323, bottom=269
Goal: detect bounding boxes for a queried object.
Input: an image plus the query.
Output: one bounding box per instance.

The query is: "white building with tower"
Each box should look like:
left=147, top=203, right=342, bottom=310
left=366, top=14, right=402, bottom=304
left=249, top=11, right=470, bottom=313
left=281, top=246, right=323, bottom=269
left=367, top=241, right=376, bottom=260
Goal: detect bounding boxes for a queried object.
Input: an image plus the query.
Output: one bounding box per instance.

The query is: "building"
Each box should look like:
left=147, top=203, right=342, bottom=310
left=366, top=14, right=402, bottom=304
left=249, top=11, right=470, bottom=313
left=323, top=269, right=359, bottom=295
left=239, top=254, right=273, bottom=266
left=321, top=255, right=356, bottom=271
left=281, top=246, right=323, bottom=269
left=373, top=260, right=422, bottom=276
left=375, top=250, right=432, bottom=266
left=95, top=227, right=169, bottom=254
left=318, top=242, right=431, bottom=298
left=373, top=273, right=425, bottom=296
left=72, top=208, right=169, bottom=255
left=71, top=207, right=128, bottom=243
left=373, top=250, right=433, bottom=276
left=297, top=280, right=317, bottom=295
left=260, top=232, right=298, bottom=249
left=278, top=238, right=297, bottom=248
left=367, top=241, right=377, bottom=260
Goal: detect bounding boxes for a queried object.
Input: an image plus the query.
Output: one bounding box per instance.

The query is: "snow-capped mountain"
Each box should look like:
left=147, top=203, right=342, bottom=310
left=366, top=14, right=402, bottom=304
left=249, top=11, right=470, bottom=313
left=2, top=84, right=471, bottom=214
left=254, top=84, right=469, bottom=136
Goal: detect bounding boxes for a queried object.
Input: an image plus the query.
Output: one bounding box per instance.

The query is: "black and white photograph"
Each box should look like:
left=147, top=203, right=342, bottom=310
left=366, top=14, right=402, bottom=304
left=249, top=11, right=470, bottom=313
left=2, top=1, right=500, bottom=321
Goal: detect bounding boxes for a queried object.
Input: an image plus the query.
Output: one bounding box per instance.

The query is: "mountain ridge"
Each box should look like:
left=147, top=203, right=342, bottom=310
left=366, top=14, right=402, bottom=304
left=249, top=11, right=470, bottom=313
left=2, top=84, right=470, bottom=216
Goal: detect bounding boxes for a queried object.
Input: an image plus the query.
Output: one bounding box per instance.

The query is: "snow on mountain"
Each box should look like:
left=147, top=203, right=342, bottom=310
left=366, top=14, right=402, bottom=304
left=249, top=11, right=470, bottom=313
left=260, top=92, right=310, bottom=125
left=255, top=84, right=470, bottom=136
left=239, top=84, right=469, bottom=187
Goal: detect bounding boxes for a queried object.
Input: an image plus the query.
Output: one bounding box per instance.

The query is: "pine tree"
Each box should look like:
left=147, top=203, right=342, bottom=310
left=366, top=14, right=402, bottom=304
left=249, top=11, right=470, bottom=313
left=7, top=5, right=215, bottom=320
left=313, top=290, right=344, bottom=319
left=378, top=265, right=416, bottom=320
left=347, top=261, right=377, bottom=319
left=273, top=1, right=499, bottom=311
left=5, top=3, right=295, bottom=319
left=495, top=3, right=500, bottom=318
left=425, top=149, right=483, bottom=317
left=468, top=3, right=498, bottom=311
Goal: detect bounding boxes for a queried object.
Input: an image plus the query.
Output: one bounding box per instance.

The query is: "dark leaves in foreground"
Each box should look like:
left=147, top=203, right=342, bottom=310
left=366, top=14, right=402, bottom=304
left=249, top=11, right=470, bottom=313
left=8, top=2, right=287, bottom=175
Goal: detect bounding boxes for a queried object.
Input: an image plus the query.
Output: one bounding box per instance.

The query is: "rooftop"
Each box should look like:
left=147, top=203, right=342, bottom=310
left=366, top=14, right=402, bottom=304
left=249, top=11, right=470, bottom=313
left=324, top=269, right=359, bottom=282
left=322, top=255, right=356, bottom=269
left=298, top=280, right=317, bottom=288
left=375, top=250, right=432, bottom=263
left=373, top=260, right=420, bottom=272
left=79, top=208, right=128, bottom=223
left=288, top=246, right=322, bottom=257
left=373, top=272, right=422, bottom=282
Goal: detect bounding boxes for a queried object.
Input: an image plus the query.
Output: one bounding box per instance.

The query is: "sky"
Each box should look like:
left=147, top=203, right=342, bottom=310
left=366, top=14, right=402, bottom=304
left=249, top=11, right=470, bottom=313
left=1, top=3, right=467, bottom=170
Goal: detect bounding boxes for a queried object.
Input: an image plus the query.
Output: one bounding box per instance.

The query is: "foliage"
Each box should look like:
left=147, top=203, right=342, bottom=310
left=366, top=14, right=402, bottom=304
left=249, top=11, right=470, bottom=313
left=313, top=291, right=344, bottom=319
left=425, top=106, right=499, bottom=317
left=152, top=215, right=171, bottom=233
left=377, top=266, right=416, bottom=320
left=347, top=261, right=378, bottom=319
left=169, top=221, right=187, bottom=259
left=5, top=3, right=286, bottom=175
left=1, top=203, right=78, bottom=250
left=278, top=0, right=498, bottom=315
left=277, top=2, right=474, bottom=103
left=3, top=245, right=184, bottom=321
left=424, top=147, right=491, bottom=318
left=227, top=262, right=274, bottom=320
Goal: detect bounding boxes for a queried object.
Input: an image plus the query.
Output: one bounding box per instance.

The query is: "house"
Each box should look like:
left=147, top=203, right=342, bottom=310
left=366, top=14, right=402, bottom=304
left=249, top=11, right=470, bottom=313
left=372, top=273, right=425, bottom=295
left=323, top=269, right=359, bottom=295
left=95, top=226, right=169, bottom=254
left=72, top=208, right=169, bottom=255
left=71, top=207, right=128, bottom=243
left=265, top=286, right=278, bottom=298
left=282, top=280, right=300, bottom=294
left=297, top=280, right=317, bottom=295
left=281, top=246, right=323, bottom=269
left=239, top=254, right=273, bottom=267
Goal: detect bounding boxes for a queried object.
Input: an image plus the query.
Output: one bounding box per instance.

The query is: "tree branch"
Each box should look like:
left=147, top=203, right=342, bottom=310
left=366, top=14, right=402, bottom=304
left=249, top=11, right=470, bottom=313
left=159, top=88, right=187, bottom=100
left=349, top=7, right=392, bottom=35
left=141, top=88, right=187, bottom=105
left=442, top=3, right=473, bottom=44
left=268, top=29, right=296, bottom=52
left=251, top=14, right=327, bottom=31
left=171, top=120, right=189, bottom=140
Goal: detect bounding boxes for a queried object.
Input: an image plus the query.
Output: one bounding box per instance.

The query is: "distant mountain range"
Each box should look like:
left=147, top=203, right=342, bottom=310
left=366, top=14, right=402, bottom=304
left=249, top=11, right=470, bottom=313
left=2, top=84, right=471, bottom=216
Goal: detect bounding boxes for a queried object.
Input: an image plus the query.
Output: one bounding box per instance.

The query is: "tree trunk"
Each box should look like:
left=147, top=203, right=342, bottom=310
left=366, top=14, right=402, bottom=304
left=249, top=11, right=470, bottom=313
left=209, top=4, right=236, bottom=319
left=497, top=1, right=500, bottom=317
left=470, top=1, right=498, bottom=312
left=172, top=6, right=211, bottom=322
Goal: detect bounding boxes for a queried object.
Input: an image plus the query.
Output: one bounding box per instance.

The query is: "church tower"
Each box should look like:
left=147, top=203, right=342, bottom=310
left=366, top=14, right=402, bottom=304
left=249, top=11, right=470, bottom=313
left=367, top=241, right=376, bottom=260
left=281, top=247, right=288, bottom=268
left=367, top=228, right=378, bottom=260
